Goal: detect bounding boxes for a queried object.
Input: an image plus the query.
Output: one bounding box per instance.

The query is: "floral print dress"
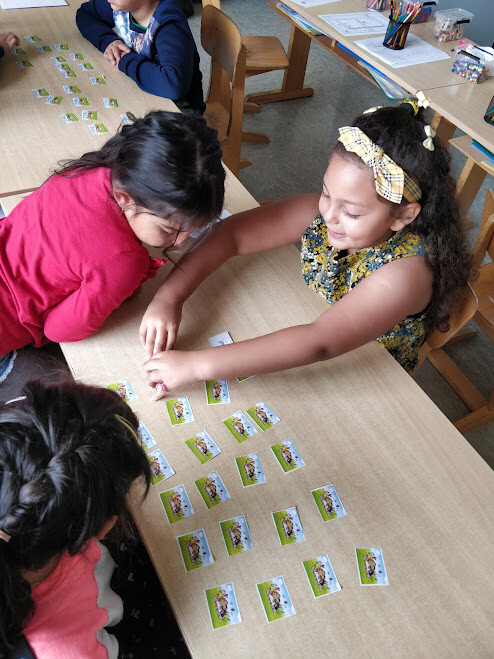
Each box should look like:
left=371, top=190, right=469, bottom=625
left=300, top=214, right=428, bottom=373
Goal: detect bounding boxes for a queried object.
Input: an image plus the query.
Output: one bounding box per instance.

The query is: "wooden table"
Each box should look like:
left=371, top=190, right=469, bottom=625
left=0, top=4, right=173, bottom=197
left=247, top=0, right=470, bottom=108
left=4, top=173, right=489, bottom=656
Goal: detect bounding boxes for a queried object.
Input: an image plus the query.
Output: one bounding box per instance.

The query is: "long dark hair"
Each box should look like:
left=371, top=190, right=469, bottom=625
left=0, top=381, right=151, bottom=652
left=55, top=110, right=225, bottom=237
left=332, top=105, right=471, bottom=333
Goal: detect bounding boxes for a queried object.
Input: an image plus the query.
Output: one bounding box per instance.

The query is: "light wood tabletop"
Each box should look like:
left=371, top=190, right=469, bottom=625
left=0, top=4, right=175, bottom=197
left=264, top=0, right=472, bottom=97
left=5, top=173, right=489, bottom=656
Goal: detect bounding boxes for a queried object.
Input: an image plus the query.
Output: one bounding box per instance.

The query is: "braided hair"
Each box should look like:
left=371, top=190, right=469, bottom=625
left=332, top=104, right=471, bottom=333
left=0, top=381, right=151, bottom=651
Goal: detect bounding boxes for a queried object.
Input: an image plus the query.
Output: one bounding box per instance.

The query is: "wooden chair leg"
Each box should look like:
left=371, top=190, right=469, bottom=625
left=239, top=158, right=252, bottom=171
left=242, top=131, right=270, bottom=143
left=454, top=392, right=494, bottom=433
left=431, top=113, right=456, bottom=148
left=427, top=348, right=488, bottom=411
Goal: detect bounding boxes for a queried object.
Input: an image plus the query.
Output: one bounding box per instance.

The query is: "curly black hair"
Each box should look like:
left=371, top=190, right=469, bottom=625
left=332, top=104, right=471, bottom=333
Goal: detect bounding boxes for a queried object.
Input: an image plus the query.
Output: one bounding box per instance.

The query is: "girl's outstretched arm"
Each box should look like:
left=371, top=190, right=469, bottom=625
left=144, top=255, right=432, bottom=390
left=139, top=193, right=320, bottom=356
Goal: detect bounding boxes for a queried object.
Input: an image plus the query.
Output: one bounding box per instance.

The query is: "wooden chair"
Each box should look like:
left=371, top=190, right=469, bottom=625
left=201, top=4, right=250, bottom=178
left=415, top=190, right=494, bottom=433
left=202, top=0, right=289, bottom=137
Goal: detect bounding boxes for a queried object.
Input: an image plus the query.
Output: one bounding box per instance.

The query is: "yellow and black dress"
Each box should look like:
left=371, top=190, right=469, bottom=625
left=300, top=214, right=428, bottom=373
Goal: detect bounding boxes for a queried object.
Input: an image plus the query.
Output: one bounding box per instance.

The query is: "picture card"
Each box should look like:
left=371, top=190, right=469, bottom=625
left=79, top=61, right=94, bottom=71
left=147, top=449, right=175, bottom=486
left=12, top=47, right=26, bottom=55
left=236, top=375, right=253, bottom=383
left=159, top=485, right=195, bottom=524
left=37, top=44, right=52, bottom=53
left=107, top=379, right=137, bottom=403
left=271, top=440, right=305, bottom=473
left=82, top=110, right=98, bottom=120
left=50, top=55, right=66, bottom=63
left=247, top=401, right=280, bottom=431
left=356, top=548, right=389, bottom=586
left=121, top=111, right=137, bottom=125
left=60, top=112, right=78, bottom=123
left=272, top=507, right=305, bottom=545
left=90, top=74, right=106, bottom=85
left=256, top=576, right=295, bottom=623
left=70, top=52, right=84, bottom=60
left=24, top=35, right=42, bottom=42
left=303, top=555, right=341, bottom=598
left=208, top=331, right=233, bottom=347
left=62, top=84, right=80, bottom=94
left=89, top=123, right=108, bottom=135
left=223, top=411, right=257, bottom=443
left=45, top=94, right=62, bottom=105
left=176, top=529, right=213, bottom=572
left=219, top=515, right=253, bottom=555
left=62, top=69, right=77, bottom=79
left=235, top=452, right=266, bottom=487
left=311, top=484, right=347, bottom=521
left=73, top=96, right=88, bottom=106
left=195, top=471, right=231, bottom=509
left=32, top=87, right=49, bottom=97
left=186, top=431, right=221, bottom=464
left=54, top=43, right=69, bottom=50
left=137, top=421, right=156, bottom=450
left=104, top=97, right=118, bottom=108
left=205, top=378, right=230, bottom=405
left=166, top=397, right=194, bottom=425
left=16, top=60, right=33, bottom=68
left=205, top=582, right=242, bottom=629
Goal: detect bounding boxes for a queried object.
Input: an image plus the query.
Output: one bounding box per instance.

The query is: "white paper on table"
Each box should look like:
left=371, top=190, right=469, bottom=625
left=290, top=0, right=341, bottom=7
left=318, top=11, right=389, bottom=36
left=1, top=0, right=66, bottom=8
left=354, top=34, right=450, bottom=69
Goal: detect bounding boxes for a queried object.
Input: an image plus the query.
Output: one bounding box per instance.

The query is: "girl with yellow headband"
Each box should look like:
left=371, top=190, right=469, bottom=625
left=142, top=103, right=470, bottom=385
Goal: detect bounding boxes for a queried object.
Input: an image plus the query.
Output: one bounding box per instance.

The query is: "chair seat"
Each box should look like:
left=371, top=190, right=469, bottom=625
left=243, top=36, right=289, bottom=73
left=204, top=102, right=229, bottom=144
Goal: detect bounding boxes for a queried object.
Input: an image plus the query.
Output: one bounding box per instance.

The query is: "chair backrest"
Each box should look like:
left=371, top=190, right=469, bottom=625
left=415, top=283, right=478, bottom=370
left=201, top=4, right=246, bottom=176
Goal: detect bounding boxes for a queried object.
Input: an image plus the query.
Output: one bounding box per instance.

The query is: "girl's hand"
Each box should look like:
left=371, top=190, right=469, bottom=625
left=139, top=295, right=183, bottom=357
left=104, top=40, right=131, bottom=66
left=0, top=32, right=19, bottom=50
left=144, top=350, right=198, bottom=392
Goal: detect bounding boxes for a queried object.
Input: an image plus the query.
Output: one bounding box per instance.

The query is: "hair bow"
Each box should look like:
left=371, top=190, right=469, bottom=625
left=422, top=125, right=435, bottom=151
left=338, top=126, right=422, bottom=204
left=416, top=91, right=430, bottom=109
left=363, top=106, right=383, bottom=114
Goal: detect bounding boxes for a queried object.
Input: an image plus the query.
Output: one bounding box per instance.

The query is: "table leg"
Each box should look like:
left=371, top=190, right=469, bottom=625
left=245, top=25, right=314, bottom=105
left=456, top=158, right=488, bottom=219
left=431, top=113, right=456, bottom=148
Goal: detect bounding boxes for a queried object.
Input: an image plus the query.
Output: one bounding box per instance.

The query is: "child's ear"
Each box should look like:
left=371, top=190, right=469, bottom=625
left=96, top=515, right=118, bottom=540
left=112, top=189, right=134, bottom=211
left=390, top=201, right=421, bottom=231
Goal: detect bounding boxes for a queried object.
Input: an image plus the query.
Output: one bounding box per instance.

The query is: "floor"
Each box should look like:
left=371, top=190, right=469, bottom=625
left=1, top=0, right=492, bottom=467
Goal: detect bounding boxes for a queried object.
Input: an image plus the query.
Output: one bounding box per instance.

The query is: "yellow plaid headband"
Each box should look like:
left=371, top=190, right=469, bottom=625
left=337, top=126, right=422, bottom=204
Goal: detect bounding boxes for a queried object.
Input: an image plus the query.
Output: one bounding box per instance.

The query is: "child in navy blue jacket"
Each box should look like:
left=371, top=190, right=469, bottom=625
left=76, top=0, right=204, bottom=112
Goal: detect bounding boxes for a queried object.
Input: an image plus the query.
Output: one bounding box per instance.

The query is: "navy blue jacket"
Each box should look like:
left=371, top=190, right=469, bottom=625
left=76, top=0, right=204, bottom=112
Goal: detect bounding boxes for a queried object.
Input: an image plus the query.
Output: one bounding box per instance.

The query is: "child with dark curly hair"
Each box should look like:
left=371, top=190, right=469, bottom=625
left=141, top=100, right=471, bottom=386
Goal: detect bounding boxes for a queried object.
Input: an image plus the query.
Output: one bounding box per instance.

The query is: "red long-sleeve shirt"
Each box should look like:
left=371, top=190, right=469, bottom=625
left=0, top=167, right=165, bottom=353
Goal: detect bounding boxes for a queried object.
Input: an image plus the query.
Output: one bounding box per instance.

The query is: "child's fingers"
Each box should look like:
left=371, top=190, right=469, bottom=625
left=165, top=327, right=177, bottom=351
left=145, top=328, right=157, bottom=358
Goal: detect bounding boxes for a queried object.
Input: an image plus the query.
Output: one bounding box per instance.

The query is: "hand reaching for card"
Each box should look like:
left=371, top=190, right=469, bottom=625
left=144, top=350, right=198, bottom=392
left=139, top=293, right=183, bottom=357
left=0, top=32, right=19, bottom=51
left=104, top=40, right=131, bottom=66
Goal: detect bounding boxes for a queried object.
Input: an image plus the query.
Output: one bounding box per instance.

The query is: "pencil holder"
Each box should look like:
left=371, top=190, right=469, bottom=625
left=366, top=0, right=387, bottom=12
left=383, top=16, right=410, bottom=50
